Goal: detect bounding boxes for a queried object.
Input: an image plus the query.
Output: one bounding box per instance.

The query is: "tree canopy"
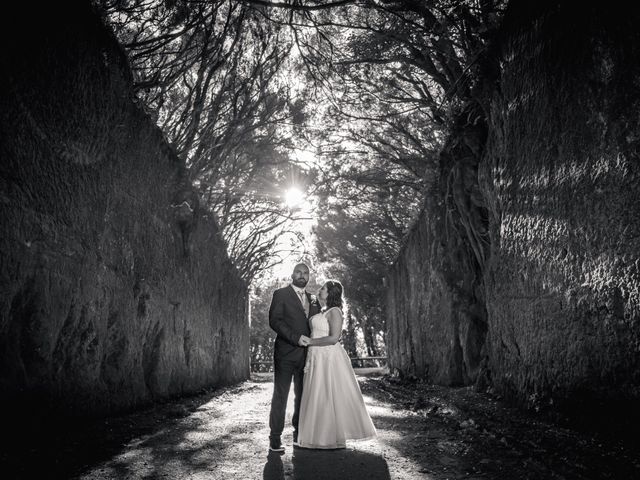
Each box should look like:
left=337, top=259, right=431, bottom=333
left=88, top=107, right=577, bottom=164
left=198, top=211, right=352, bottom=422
left=100, top=0, right=506, bottom=352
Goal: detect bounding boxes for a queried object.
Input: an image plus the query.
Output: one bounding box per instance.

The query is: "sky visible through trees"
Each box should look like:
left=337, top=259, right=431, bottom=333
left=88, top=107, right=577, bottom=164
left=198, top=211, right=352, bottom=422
left=99, top=0, right=505, bottom=358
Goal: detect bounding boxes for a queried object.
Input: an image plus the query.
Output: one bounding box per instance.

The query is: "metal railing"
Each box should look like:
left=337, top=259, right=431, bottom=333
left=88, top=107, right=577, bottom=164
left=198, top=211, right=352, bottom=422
left=250, top=356, right=387, bottom=373
left=349, top=356, right=387, bottom=368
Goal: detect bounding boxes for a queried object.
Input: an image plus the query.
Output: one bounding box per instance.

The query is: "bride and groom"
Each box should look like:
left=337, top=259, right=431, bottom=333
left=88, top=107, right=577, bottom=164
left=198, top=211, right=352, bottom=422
left=268, top=262, right=376, bottom=452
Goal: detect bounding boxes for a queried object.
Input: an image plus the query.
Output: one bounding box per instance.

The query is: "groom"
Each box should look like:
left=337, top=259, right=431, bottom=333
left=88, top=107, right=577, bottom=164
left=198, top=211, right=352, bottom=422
left=268, top=262, right=321, bottom=452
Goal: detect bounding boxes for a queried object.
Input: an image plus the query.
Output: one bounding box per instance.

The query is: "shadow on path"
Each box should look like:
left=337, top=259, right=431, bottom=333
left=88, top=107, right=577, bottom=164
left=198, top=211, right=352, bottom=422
left=0, top=385, right=236, bottom=479
left=263, top=449, right=390, bottom=480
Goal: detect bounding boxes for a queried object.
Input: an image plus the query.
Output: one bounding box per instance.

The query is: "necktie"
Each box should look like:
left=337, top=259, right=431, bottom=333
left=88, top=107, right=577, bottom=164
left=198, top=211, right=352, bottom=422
left=298, top=291, right=308, bottom=315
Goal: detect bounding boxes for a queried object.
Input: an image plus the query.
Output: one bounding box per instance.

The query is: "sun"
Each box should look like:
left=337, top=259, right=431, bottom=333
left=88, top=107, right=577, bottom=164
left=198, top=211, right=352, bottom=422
left=284, top=187, right=305, bottom=209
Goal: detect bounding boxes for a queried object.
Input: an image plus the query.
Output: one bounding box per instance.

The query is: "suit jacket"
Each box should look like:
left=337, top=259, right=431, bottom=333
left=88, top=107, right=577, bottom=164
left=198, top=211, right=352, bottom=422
left=269, top=285, right=322, bottom=363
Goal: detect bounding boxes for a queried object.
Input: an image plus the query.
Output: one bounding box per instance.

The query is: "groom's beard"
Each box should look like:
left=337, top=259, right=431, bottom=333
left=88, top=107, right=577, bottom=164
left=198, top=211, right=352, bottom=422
left=293, top=278, right=308, bottom=288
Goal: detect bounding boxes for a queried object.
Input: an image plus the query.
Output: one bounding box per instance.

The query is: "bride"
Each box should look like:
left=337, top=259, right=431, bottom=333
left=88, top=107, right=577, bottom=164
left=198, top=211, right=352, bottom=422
left=296, top=280, right=377, bottom=449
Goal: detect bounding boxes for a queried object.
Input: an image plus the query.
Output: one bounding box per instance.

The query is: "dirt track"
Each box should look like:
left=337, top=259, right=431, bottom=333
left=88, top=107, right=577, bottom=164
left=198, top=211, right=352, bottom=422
left=76, top=372, right=415, bottom=480
left=5, top=372, right=639, bottom=479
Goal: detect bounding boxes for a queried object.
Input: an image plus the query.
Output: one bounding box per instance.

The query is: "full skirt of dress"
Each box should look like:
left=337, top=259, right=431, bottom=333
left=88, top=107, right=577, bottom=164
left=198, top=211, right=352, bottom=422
left=297, top=343, right=377, bottom=449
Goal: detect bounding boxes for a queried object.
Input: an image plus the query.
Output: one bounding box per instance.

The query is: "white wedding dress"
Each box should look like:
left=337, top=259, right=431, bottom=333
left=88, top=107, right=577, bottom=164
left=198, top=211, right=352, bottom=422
left=297, top=307, right=377, bottom=449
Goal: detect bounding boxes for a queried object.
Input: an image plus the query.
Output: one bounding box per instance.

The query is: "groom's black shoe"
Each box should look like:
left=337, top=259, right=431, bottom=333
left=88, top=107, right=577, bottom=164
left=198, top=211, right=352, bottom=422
left=269, top=437, right=285, bottom=453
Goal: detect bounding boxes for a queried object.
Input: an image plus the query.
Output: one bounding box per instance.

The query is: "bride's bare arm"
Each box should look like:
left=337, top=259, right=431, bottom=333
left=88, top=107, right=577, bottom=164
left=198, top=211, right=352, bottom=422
left=308, top=308, right=342, bottom=346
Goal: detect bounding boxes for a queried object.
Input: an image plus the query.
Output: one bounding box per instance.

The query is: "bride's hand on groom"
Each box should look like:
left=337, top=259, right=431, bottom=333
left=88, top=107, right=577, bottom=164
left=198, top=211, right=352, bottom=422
left=298, top=335, right=311, bottom=347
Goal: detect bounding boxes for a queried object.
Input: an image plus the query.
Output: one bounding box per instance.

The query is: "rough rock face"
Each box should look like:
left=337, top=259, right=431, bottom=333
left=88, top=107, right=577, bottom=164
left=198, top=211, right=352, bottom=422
left=482, top=2, right=640, bottom=413
left=386, top=115, right=489, bottom=386
left=0, top=3, right=249, bottom=416
left=387, top=1, right=640, bottom=417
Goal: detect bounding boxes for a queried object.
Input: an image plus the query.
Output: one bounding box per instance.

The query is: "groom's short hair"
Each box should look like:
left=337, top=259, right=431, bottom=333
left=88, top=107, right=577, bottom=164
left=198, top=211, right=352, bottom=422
left=292, top=262, right=310, bottom=272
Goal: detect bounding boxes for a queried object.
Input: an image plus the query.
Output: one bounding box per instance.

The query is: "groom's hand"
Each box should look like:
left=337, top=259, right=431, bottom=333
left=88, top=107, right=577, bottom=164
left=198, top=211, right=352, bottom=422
left=298, top=335, right=310, bottom=347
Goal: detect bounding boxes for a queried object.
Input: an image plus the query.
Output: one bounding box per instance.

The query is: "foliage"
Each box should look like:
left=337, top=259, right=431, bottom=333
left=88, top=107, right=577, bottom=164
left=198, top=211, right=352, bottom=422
left=253, top=0, right=505, bottom=353
left=249, top=278, right=279, bottom=369
left=99, top=0, right=506, bottom=353
left=99, top=0, right=312, bottom=281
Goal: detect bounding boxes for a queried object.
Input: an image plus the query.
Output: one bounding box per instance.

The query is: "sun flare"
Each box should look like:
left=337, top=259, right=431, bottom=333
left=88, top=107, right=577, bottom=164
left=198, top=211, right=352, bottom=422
left=284, top=187, right=305, bottom=209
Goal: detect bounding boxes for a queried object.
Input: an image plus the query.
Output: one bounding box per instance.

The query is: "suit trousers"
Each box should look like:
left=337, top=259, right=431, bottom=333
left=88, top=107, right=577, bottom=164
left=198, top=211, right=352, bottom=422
left=269, top=356, right=304, bottom=439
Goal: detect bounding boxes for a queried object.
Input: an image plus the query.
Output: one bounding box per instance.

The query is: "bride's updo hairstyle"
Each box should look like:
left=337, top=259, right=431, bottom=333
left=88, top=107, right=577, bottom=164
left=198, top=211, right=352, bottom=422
left=324, top=280, right=343, bottom=310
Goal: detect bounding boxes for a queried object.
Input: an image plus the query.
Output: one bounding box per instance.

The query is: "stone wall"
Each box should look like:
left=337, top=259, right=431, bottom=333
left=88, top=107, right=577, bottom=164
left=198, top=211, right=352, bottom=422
left=386, top=0, right=640, bottom=418
left=482, top=1, right=640, bottom=414
left=386, top=115, right=488, bottom=387
left=0, top=2, right=249, bottom=417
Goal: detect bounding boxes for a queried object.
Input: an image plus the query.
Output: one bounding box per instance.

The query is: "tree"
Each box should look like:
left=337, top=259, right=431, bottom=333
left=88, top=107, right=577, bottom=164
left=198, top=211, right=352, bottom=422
left=101, top=0, right=506, bottom=355
left=99, top=0, right=314, bottom=282
left=251, top=0, right=504, bottom=352
left=249, top=279, right=280, bottom=370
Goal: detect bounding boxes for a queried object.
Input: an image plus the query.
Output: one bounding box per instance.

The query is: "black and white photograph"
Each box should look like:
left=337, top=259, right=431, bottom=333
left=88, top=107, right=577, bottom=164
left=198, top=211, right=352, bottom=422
left=1, top=0, right=639, bottom=478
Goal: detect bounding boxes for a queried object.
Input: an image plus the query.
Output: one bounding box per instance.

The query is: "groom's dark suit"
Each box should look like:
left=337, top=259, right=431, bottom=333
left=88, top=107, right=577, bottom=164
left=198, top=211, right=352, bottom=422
left=268, top=285, right=321, bottom=442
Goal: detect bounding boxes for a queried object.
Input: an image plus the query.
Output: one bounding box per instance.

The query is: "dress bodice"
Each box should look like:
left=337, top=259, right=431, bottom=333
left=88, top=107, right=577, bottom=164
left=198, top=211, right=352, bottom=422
left=309, top=313, right=329, bottom=338
left=309, top=307, right=341, bottom=338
